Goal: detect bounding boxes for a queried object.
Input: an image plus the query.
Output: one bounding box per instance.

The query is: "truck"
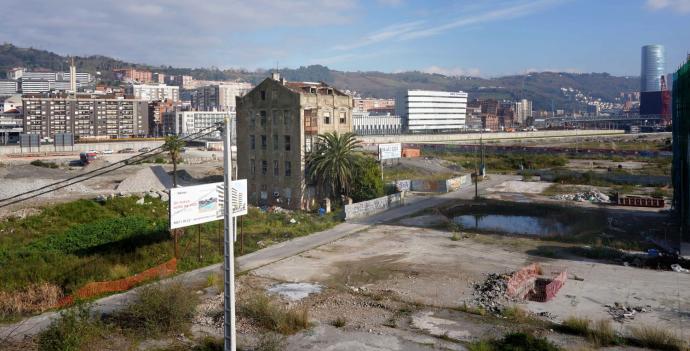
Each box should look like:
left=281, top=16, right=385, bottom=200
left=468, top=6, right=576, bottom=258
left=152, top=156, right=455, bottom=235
left=79, top=151, right=98, bottom=165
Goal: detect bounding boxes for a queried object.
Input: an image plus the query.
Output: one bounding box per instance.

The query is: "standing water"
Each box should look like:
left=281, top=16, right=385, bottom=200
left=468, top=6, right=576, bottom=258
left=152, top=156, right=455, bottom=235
left=453, top=214, right=573, bottom=237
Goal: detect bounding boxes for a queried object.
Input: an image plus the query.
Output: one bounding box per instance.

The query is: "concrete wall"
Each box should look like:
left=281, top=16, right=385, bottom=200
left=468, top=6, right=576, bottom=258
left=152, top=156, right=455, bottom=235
left=0, top=140, right=164, bottom=156
left=344, top=192, right=405, bottom=220
left=400, top=174, right=470, bottom=193
left=358, top=129, right=624, bottom=144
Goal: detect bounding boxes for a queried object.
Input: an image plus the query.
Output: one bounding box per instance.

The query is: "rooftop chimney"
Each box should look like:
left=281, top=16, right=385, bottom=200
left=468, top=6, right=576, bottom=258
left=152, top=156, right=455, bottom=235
left=271, top=72, right=280, bottom=81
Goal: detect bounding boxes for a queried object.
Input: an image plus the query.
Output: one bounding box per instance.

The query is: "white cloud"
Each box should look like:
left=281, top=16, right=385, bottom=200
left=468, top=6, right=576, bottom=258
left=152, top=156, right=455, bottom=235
left=422, top=65, right=482, bottom=77
left=646, top=0, right=690, bottom=13
left=334, top=0, right=563, bottom=50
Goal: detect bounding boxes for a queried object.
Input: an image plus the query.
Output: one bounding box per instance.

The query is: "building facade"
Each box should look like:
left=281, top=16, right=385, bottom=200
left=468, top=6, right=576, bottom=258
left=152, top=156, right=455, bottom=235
left=114, top=68, right=152, bottom=83
left=131, top=84, right=180, bottom=102
left=515, top=99, right=533, bottom=125
left=0, top=80, right=18, bottom=96
left=191, top=82, right=253, bottom=112
left=396, top=90, right=467, bottom=133
left=672, top=56, right=690, bottom=243
left=236, top=74, right=353, bottom=209
left=353, top=97, right=395, bottom=112
left=22, top=93, right=149, bottom=139
left=173, top=111, right=231, bottom=139
left=352, top=111, right=401, bottom=135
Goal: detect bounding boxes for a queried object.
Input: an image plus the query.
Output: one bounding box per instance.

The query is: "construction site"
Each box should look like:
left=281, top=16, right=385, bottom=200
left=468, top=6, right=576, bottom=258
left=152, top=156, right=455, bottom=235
left=0, top=131, right=688, bottom=351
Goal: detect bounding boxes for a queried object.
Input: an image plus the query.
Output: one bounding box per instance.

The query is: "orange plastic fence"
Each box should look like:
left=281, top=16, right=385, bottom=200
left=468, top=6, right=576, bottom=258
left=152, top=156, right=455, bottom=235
left=506, top=263, right=541, bottom=299
left=56, top=258, right=177, bottom=307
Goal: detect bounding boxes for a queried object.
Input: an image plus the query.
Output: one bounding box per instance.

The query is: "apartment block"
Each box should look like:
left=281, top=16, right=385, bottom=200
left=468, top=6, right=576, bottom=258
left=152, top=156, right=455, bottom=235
left=130, top=84, right=180, bottom=102
left=22, top=93, right=148, bottom=139
left=113, top=68, right=152, bottom=83
left=354, top=97, right=395, bottom=113
left=236, top=74, right=353, bottom=209
left=174, top=111, right=231, bottom=139
left=191, top=82, right=252, bottom=112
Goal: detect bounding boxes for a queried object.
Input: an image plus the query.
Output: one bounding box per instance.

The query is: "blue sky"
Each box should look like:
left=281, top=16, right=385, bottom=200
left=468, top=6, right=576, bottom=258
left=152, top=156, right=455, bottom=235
left=2, top=0, right=689, bottom=77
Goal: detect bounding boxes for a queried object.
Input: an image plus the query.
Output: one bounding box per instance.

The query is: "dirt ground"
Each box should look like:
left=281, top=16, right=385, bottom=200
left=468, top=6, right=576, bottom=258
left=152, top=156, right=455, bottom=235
left=247, top=221, right=689, bottom=345
left=0, top=153, right=224, bottom=218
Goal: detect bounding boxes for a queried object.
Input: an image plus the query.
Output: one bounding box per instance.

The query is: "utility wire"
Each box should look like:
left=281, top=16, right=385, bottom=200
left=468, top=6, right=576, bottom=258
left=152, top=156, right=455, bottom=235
left=0, top=126, right=223, bottom=209
left=0, top=124, right=222, bottom=204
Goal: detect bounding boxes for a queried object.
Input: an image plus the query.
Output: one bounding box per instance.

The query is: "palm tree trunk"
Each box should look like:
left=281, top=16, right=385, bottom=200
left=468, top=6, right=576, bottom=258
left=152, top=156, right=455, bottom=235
left=172, top=159, right=177, bottom=187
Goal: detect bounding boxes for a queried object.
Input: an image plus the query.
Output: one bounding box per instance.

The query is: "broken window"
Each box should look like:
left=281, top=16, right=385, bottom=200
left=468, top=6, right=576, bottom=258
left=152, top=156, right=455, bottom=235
left=284, top=135, right=291, bottom=151
left=273, top=160, right=279, bottom=176
left=285, top=161, right=291, bottom=177
left=324, top=111, right=331, bottom=124
left=339, top=111, right=346, bottom=124
left=261, top=135, right=267, bottom=149
left=250, top=159, right=255, bottom=175
left=261, top=160, right=267, bottom=175
left=260, top=90, right=266, bottom=100
left=250, top=135, right=255, bottom=150
left=260, top=110, right=266, bottom=127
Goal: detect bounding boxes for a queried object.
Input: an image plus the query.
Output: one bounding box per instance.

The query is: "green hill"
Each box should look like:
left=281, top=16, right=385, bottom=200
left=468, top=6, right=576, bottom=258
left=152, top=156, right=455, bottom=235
left=0, top=43, right=639, bottom=110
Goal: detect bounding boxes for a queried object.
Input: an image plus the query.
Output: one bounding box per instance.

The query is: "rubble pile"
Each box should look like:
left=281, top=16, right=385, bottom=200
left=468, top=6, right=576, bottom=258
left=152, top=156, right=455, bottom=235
left=471, top=273, right=511, bottom=313
left=553, top=190, right=610, bottom=203
left=605, top=302, right=650, bottom=322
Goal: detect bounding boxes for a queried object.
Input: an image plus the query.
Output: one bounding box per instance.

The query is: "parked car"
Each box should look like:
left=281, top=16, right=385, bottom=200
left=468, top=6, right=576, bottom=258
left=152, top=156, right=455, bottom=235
left=101, top=149, right=114, bottom=154
left=139, top=147, right=151, bottom=153
left=118, top=148, right=135, bottom=154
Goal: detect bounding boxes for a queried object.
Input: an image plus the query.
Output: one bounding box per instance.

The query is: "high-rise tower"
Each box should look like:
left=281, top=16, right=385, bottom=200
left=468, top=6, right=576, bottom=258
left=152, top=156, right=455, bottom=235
left=641, top=45, right=665, bottom=92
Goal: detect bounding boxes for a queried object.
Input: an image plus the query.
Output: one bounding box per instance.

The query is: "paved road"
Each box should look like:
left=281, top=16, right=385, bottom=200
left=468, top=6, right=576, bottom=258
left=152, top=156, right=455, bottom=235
left=0, top=174, right=515, bottom=341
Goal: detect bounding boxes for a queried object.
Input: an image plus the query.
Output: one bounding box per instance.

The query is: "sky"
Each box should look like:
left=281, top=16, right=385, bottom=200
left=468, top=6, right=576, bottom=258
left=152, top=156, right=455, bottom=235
left=2, top=0, right=689, bottom=77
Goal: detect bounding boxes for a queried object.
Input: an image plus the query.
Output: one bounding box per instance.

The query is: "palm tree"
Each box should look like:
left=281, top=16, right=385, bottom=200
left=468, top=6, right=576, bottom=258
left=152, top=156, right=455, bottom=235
left=306, top=132, right=361, bottom=199
left=162, top=135, right=186, bottom=187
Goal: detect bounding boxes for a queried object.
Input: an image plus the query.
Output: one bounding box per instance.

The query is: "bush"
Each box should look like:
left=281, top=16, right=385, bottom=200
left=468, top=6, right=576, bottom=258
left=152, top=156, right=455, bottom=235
left=31, top=160, right=59, bottom=169
left=560, top=317, right=618, bottom=346
left=495, top=332, right=561, bottom=351
left=37, top=305, right=101, bottom=351
left=561, top=316, right=590, bottom=335
left=350, top=155, right=384, bottom=202
left=629, top=325, right=686, bottom=351
left=331, top=316, right=347, bottom=328
left=114, top=283, right=199, bottom=336
left=239, top=292, right=310, bottom=334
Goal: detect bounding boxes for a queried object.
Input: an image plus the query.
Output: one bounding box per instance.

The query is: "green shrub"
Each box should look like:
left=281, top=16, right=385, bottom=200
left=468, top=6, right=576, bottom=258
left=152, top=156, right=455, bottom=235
left=114, top=283, right=199, bottom=336
left=239, top=292, right=310, bottom=335
left=37, top=305, right=101, bottom=351
left=331, top=316, right=347, bottom=328
left=495, top=332, right=561, bottom=351
left=350, top=155, right=384, bottom=202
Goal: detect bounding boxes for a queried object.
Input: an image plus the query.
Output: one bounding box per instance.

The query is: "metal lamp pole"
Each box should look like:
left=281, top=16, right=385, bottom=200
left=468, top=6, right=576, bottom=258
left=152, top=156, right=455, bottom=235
left=223, top=117, right=236, bottom=351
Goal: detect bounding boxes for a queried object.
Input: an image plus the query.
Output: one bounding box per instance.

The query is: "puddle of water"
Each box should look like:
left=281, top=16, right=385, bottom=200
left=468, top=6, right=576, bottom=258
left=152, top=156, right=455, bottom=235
left=454, top=214, right=573, bottom=237
left=266, top=282, right=322, bottom=301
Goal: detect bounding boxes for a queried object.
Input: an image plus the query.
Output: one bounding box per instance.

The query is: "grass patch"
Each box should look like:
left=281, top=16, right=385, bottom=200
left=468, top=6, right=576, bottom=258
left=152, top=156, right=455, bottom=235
left=30, top=160, right=59, bottom=168
left=468, top=332, right=561, bottom=351
left=37, top=305, right=102, bottom=351
left=500, top=305, right=531, bottom=323
left=629, top=325, right=686, bottom=351
left=450, top=232, right=461, bottom=241
left=456, top=302, right=487, bottom=316
left=425, top=150, right=568, bottom=173
left=0, top=197, right=340, bottom=322
left=113, top=283, right=199, bottom=337
left=238, top=292, right=310, bottom=335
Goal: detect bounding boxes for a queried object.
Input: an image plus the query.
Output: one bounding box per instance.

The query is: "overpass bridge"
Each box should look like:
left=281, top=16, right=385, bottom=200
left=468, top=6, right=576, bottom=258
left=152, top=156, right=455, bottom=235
left=543, top=114, right=666, bottom=128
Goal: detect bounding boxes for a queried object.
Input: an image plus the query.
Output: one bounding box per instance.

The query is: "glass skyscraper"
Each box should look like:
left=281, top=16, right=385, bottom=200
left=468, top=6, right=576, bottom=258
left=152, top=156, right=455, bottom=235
left=641, top=45, right=666, bottom=92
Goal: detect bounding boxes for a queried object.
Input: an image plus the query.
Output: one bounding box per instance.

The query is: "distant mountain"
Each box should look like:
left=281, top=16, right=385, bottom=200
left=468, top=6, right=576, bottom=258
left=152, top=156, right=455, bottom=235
left=0, top=43, right=639, bottom=111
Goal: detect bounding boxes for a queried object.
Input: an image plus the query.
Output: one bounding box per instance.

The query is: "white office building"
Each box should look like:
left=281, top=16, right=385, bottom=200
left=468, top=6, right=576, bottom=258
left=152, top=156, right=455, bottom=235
left=352, top=111, right=402, bottom=135
left=131, top=84, right=180, bottom=102
left=0, top=80, right=18, bottom=96
left=514, top=99, right=533, bottom=126
left=396, top=90, right=468, bottom=133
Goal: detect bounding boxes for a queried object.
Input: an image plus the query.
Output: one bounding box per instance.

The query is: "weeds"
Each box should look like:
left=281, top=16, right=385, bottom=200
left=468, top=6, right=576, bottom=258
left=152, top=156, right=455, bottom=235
left=239, top=292, right=310, bottom=335
left=467, top=332, right=561, bottom=351
left=114, top=283, right=199, bottom=336
left=456, top=302, right=487, bottom=316
left=450, top=232, right=461, bottom=241
left=37, top=305, right=101, bottom=351
left=30, top=160, right=59, bottom=169
left=0, top=283, right=63, bottom=320
left=629, top=325, right=686, bottom=351
left=331, top=316, right=347, bottom=328
left=500, top=305, right=531, bottom=323
left=256, top=332, right=286, bottom=351
left=559, top=317, right=619, bottom=346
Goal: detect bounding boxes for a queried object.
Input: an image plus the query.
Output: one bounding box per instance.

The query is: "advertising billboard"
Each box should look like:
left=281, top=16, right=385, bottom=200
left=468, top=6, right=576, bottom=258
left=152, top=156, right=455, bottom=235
left=379, top=143, right=402, bottom=160
left=169, top=180, right=248, bottom=229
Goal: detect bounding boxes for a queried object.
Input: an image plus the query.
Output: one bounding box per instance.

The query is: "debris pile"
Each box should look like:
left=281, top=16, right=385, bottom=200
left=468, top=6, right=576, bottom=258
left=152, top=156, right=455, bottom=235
left=553, top=190, right=610, bottom=203
left=471, top=273, right=511, bottom=313
left=605, top=302, right=650, bottom=322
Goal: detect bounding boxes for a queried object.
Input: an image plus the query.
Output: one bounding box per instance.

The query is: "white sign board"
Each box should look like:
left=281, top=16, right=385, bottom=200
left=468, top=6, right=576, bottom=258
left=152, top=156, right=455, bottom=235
left=169, top=180, right=248, bottom=229
left=379, top=143, right=402, bottom=160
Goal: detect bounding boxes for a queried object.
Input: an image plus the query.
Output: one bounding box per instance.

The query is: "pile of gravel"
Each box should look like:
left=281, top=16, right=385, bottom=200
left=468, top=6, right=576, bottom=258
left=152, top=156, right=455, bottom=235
left=0, top=179, right=91, bottom=199
left=117, top=166, right=173, bottom=193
